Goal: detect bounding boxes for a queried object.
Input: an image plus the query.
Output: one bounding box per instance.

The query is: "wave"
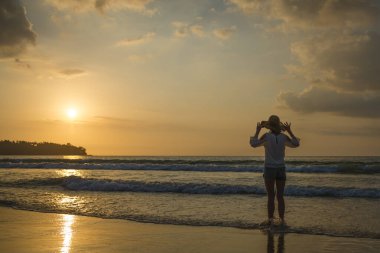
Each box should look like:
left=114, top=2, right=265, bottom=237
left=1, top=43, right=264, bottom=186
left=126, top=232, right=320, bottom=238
left=0, top=203, right=378, bottom=239
left=3, top=176, right=379, bottom=198
left=0, top=161, right=379, bottom=174
left=1, top=157, right=380, bottom=166
left=0, top=157, right=266, bottom=165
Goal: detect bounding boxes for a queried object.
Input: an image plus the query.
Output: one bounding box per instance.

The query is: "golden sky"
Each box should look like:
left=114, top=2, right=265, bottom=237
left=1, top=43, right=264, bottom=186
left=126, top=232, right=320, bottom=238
left=1, top=0, right=380, bottom=156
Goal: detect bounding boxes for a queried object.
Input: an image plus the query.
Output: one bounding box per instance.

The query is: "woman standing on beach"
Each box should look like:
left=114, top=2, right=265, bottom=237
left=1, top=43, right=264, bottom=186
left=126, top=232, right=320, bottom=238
left=250, top=115, right=300, bottom=225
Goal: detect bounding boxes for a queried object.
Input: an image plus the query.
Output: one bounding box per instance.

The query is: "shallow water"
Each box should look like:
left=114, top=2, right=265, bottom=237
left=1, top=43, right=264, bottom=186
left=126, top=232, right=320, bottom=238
left=0, top=156, right=379, bottom=238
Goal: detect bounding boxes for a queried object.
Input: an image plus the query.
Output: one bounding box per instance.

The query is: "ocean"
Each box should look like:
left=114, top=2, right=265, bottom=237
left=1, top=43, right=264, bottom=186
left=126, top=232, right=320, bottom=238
left=0, top=156, right=379, bottom=239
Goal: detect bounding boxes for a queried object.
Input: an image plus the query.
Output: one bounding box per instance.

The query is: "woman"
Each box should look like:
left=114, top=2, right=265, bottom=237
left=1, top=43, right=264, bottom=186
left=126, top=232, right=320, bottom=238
left=250, top=115, right=300, bottom=226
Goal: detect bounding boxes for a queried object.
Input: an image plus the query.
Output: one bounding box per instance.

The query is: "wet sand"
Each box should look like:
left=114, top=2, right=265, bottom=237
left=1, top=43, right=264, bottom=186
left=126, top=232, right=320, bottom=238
left=0, top=207, right=379, bottom=253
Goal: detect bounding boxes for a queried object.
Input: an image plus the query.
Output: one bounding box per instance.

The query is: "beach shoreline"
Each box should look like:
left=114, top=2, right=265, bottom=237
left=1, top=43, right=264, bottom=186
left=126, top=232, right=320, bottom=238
left=1, top=206, right=379, bottom=253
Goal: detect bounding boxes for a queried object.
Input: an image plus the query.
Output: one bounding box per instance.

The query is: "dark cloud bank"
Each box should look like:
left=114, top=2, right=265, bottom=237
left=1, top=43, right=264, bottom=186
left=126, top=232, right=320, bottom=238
left=231, top=0, right=380, bottom=118
left=279, top=86, right=380, bottom=118
left=0, top=0, right=36, bottom=58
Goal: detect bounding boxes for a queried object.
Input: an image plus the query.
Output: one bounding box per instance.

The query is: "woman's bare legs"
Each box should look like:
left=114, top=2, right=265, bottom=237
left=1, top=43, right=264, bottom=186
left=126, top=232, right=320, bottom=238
left=276, top=180, right=286, bottom=221
left=264, top=179, right=276, bottom=219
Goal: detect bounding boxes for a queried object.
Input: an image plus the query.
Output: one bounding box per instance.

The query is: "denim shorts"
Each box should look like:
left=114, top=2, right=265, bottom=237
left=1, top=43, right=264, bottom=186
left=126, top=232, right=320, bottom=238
left=263, top=167, right=286, bottom=181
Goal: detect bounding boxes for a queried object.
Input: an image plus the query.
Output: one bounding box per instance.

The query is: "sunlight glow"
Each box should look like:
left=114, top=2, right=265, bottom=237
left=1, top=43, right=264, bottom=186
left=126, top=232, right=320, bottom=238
left=60, top=214, right=75, bottom=253
left=66, top=108, right=77, bottom=120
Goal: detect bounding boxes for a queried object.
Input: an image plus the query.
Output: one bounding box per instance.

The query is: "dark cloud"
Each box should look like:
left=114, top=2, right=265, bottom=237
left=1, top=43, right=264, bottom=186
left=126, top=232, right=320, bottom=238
left=288, top=32, right=380, bottom=92
left=59, top=68, right=86, bottom=76
left=278, top=86, right=380, bottom=118
left=282, top=30, right=380, bottom=118
left=14, top=58, right=31, bottom=69
left=314, top=126, right=380, bottom=137
left=95, top=0, right=107, bottom=11
left=0, top=0, right=36, bottom=57
left=229, top=0, right=380, bottom=118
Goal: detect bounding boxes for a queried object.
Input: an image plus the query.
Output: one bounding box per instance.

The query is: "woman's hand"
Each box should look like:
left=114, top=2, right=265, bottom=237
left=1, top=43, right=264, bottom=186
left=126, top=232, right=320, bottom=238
left=256, top=122, right=262, bottom=132
left=282, top=122, right=291, bottom=132
left=282, top=121, right=299, bottom=144
left=253, top=122, right=262, bottom=138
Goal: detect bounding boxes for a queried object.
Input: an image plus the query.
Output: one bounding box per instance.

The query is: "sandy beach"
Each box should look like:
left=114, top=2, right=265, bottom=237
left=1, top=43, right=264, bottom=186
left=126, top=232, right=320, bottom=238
left=0, top=207, right=378, bottom=253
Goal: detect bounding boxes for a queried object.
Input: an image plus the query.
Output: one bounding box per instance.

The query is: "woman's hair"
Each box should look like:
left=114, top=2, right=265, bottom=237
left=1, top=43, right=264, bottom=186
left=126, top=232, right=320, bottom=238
left=268, top=115, right=281, bottom=134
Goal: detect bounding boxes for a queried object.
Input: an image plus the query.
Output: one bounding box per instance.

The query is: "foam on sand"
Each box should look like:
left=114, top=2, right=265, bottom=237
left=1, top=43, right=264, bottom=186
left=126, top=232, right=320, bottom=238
left=1, top=207, right=380, bottom=253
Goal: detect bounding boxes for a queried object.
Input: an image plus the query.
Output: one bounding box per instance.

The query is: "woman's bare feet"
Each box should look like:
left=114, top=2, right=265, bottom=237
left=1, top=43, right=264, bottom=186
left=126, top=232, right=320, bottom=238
left=260, top=218, right=274, bottom=227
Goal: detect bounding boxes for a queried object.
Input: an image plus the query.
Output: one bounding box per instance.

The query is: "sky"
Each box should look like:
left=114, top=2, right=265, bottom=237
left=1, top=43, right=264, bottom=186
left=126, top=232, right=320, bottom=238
left=0, top=0, right=380, bottom=156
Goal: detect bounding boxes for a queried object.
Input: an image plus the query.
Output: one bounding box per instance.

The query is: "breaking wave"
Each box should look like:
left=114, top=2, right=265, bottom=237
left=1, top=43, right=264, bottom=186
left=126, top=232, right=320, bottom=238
left=0, top=160, right=379, bottom=174
left=3, top=176, right=379, bottom=198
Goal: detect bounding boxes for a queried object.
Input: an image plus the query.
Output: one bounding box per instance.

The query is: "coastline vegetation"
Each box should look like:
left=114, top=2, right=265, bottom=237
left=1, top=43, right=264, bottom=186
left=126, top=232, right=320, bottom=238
left=0, top=140, right=87, bottom=155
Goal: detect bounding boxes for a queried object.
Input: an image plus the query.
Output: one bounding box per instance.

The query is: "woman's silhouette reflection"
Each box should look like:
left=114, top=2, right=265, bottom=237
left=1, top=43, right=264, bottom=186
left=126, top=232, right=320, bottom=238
left=267, top=232, right=284, bottom=253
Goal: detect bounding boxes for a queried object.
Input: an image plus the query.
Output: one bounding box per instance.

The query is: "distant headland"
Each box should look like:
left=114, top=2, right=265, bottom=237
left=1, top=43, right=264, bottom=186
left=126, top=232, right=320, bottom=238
left=0, top=140, right=87, bottom=155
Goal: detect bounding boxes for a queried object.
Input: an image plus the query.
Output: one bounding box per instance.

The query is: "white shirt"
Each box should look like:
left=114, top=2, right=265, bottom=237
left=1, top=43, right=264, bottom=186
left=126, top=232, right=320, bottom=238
left=250, top=132, right=300, bottom=168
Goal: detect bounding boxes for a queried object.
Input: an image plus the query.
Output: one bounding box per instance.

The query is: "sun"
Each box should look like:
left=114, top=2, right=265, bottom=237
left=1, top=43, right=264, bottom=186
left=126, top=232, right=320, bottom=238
left=66, top=108, right=77, bottom=120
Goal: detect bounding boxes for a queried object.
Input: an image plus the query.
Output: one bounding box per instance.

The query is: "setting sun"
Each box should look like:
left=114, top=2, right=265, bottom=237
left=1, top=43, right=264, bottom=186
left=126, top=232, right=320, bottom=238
left=66, top=108, right=77, bottom=120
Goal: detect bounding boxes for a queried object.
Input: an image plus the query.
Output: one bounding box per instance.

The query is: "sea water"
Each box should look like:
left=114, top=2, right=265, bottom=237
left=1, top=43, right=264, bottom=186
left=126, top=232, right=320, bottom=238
left=0, top=156, right=379, bottom=239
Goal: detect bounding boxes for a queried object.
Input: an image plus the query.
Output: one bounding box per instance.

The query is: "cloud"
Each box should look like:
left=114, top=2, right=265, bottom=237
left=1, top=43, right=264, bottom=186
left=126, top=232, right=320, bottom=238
left=287, top=31, right=380, bottom=91
left=228, top=0, right=380, bottom=30
left=59, top=68, right=86, bottom=77
left=229, top=0, right=380, bottom=118
left=213, top=26, right=236, bottom=40
left=172, top=21, right=234, bottom=41
left=93, top=116, right=140, bottom=127
left=172, top=22, right=205, bottom=38
left=93, top=116, right=199, bottom=132
left=190, top=25, right=205, bottom=37
left=313, top=125, right=380, bottom=137
left=227, top=0, right=263, bottom=14
left=14, top=58, right=31, bottom=69
left=172, top=22, right=190, bottom=38
left=44, top=0, right=156, bottom=15
left=270, top=0, right=379, bottom=31
left=280, top=19, right=380, bottom=118
left=278, top=86, right=380, bottom=118
left=0, top=0, right=36, bottom=58
left=116, top=32, right=155, bottom=46
left=127, top=54, right=152, bottom=63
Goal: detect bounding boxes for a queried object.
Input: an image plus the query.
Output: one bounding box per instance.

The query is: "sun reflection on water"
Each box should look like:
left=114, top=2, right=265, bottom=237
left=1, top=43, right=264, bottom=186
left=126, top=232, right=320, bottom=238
left=56, top=169, right=82, bottom=177
left=63, top=155, right=84, bottom=160
left=60, top=214, right=75, bottom=253
left=59, top=196, right=78, bottom=205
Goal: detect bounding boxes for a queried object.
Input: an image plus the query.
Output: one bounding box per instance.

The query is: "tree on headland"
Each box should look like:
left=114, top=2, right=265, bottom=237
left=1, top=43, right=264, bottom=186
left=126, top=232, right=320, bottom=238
left=0, top=140, right=87, bottom=155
